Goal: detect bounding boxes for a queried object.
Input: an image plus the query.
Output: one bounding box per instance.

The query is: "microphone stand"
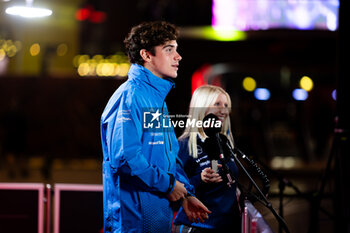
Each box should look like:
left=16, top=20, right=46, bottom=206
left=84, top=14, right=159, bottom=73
left=226, top=144, right=291, bottom=233
left=259, top=161, right=302, bottom=233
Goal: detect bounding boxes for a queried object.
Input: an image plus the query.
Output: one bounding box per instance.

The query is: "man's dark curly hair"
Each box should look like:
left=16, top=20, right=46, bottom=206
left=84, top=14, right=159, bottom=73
left=124, top=21, right=179, bottom=65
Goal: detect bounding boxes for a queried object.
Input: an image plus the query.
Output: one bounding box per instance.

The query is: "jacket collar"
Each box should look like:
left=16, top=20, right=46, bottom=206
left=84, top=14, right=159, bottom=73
left=128, top=64, right=175, bottom=100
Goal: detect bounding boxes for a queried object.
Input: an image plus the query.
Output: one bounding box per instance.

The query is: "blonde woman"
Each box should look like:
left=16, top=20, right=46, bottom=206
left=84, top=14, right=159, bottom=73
left=173, top=85, right=241, bottom=233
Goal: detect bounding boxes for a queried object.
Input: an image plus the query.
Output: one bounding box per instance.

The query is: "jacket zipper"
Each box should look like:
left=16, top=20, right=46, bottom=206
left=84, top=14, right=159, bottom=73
left=162, top=102, right=171, bottom=171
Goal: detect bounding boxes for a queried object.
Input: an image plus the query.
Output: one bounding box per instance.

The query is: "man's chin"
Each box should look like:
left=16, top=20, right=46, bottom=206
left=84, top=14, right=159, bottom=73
left=169, top=73, right=178, bottom=79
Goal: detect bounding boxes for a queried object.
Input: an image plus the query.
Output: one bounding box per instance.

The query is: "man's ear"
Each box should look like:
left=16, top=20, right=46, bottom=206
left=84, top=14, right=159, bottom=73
left=140, top=49, right=151, bottom=62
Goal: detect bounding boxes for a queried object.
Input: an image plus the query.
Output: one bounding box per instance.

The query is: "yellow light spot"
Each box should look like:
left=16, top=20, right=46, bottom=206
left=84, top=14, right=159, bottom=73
left=271, top=156, right=283, bottom=169
left=105, top=63, right=114, bottom=76
left=78, top=55, right=89, bottom=65
left=78, top=63, right=90, bottom=76
left=283, top=156, right=296, bottom=169
left=93, top=55, right=103, bottom=63
left=242, top=77, right=256, bottom=92
left=30, top=43, right=40, bottom=56
left=57, top=43, right=68, bottom=56
left=113, top=63, right=120, bottom=76
left=96, top=63, right=104, bottom=76
left=88, top=62, right=97, bottom=76
left=300, top=76, right=313, bottom=91
left=100, top=63, right=110, bottom=76
left=74, top=53, right=130, bottom=77
left=0, top=49, right=6, bottom=61
left=118, top=63, right=130, bottom=77
left=3, top=40, right=13, bottom=51
left=181, top=26, right=246, bottom=41
left=73, top=55, right=80, bottom=67
left=203, top=27, right=246, bottom=41
left=7, top=45, right=17, bottom=57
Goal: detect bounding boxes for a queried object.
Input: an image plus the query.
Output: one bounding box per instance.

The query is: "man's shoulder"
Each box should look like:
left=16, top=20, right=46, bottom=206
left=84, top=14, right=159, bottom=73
left=105, top=77, right=156, bottom=114
left=122, top=81, right=148, bottom=103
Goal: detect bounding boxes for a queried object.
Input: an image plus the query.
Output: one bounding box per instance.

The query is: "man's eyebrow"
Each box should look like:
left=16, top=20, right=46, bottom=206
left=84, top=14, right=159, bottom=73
left=162, top=44, right=176, bottom=49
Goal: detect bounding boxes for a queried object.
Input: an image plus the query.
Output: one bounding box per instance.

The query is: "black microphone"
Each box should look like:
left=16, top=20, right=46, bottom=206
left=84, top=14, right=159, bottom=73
left=202, top=113, right=222, bottom=137
left=202, top=113, right=235, bottom=187
left=202, top=113, right=222, bottom=172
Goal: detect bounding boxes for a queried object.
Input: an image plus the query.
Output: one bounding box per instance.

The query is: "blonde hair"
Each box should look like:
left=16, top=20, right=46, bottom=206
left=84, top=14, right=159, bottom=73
left=179, top=85, right=234, bottom=158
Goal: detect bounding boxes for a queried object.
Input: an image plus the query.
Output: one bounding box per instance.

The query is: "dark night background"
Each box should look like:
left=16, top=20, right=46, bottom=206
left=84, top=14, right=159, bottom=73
left=0, top=0, right=349, bottom=232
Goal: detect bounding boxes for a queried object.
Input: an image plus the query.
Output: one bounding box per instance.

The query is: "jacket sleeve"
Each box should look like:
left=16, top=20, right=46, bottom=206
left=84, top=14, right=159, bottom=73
left=108, top=92, right=174, bottom=194
left=175, top=156, right=195, bottom=195
left=177, top=138, right=202, bottom=189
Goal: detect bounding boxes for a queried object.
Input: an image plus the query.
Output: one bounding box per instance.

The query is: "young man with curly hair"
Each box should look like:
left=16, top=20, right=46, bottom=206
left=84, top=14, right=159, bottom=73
left=101, top=21, right=211, bottom=233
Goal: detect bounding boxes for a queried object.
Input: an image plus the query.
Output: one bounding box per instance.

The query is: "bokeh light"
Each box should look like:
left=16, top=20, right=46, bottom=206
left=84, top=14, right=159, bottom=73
left=332, top=89, right=337, bottom=101
left=271, top=156, right=298, bottom=169
left=57, top=43, right=68, bottom=56
left=254, top=88, right=270, bottom=101
left=0, top=39, right=21, bottom=58
left=30, top=43, right=40, bottom=56
left=0, top=49, right=5, bottom=61
left=300, top=76, right=313, bottom=91
left=74, top=54, right=130, bottom=77
left=292, top=88, right=308, bottom=101
left=242, top=76, right=256, bottom=92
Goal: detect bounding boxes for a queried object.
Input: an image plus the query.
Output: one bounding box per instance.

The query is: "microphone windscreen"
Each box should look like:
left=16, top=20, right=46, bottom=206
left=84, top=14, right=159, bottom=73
left=202, top=113, right=222, bottom=137
left=203, top=136, right=220, bottom=160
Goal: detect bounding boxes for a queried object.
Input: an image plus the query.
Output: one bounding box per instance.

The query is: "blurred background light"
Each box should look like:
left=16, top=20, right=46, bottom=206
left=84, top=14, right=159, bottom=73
left=57, top=43, right=68, bottom=57
left=271, top=156, right=297, bottom=169
left=332, top=89, right=337, bottom=100
left=271, top=156, right=283, bottom=169
left=93, top=55, right=103, bottom=63
left=0, top=49, right=5, bottom=61
left=0, top=39, right=21, bottom=58
left=75, top=5, right=106, bottom=23
left=5, top=6, right=52, bottom=18
left=208, top=27, right=246, bottom=41
left=180, top=26, right=246, bottom=41
left=74, top=53, right=130, bottom=78
left=212, top=0, right=339, bottom=31
left=242, top=76, right=256, bottom=92
left=293, top=88, right=308, bottom=101
left=290, top=5, right=313, bottom=29
left=300, top=76, right=314, bottom=91
left=118, top=63, right=130, bottom=77
left=30, top=43, right=40, bottom=56
left=254, top=88, right=271, bottom=101
left=77, top=63, right=90, bottom=76
left=283, top=156, right=297, bottom=169
left=6, top=45, right=17, bottom=57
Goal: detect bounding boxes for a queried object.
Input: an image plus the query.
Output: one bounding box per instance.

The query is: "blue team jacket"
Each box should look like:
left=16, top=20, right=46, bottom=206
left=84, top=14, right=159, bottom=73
left=101, top=64, right=192, bottom=233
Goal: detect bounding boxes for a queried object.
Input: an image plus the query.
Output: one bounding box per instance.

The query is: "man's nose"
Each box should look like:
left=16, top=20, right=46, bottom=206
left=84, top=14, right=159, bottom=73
left=175, top=52, right=182, bottom=61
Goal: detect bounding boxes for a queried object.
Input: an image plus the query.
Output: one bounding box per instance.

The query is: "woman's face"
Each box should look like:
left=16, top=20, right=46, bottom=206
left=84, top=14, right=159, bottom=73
left=206, top=93, right=229, bottom=122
